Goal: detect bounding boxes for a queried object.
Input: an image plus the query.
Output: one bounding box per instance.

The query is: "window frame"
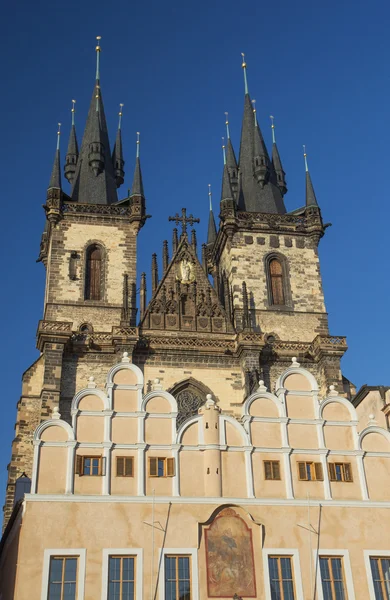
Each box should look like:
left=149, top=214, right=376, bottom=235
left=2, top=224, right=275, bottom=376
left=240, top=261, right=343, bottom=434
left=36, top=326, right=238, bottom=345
left=264, top=460, right=281, bottom=481
left=264, top=252, right=293, bottom=310
left=364, top=550, right=390, bottom=600
left=107, top=555, right=136, bottom=600
left=84, top=242, right=105, bottom=302
left=47, top=555, right=78, bottom=600
left=297, top=461, right=324, bottom=481
left=75, top=455, right=104, bottom=477
left=314, top=549, right=355, bottom=600
left=158, top=548, right=198, bottom=600
left=328, top=462, right=353, bottom=482
left=262, top=549, right=303, bottom=600
left=164, top=554, right=192, bottom=600
left=318, top=555, right=347, bottom=600
left=149, top=457, right=175, bottom=478
left=102, top=549, right=143, bottom=600
left=41, top=549, right=86, bottom=600
left=116, top=456, right=134, bottom=478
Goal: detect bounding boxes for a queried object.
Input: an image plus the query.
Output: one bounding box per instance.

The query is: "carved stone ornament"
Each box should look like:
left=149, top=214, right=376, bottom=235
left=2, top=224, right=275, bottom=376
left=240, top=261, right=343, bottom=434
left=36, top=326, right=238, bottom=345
left=176, top=258, right=195, bottom=283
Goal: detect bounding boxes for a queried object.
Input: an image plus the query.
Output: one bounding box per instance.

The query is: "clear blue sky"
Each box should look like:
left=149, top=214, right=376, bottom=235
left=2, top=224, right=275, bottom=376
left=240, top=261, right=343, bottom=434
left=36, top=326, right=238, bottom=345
left=1, top=0, right=389, bottom=498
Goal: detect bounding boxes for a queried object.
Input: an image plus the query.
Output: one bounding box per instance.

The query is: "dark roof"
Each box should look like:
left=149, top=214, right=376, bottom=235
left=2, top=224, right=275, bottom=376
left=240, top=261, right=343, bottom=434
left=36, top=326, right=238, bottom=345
left=306, top=170, right=318, bottom=207
left=226, top=137, right=238, bottom=171
left=48, top=148, right=61, bottom=190
left=70, top=80, right=118, bottom=204
left=237, top=94, right=286, bottom=214
left=352, top=385, right=390, bottom=408
left=131, top=157, right=144, bottom=197
left=207, top=209, right=217, bottom=245
left=220, top=164, right=234, bottom=203
left=67, top=124, right=79, bottom=158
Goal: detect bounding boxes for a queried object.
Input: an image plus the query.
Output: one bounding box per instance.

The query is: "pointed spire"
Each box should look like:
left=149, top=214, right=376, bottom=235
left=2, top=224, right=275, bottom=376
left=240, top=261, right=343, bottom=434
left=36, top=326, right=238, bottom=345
left=65, top=100, right=79, bottom=185
left=151, top=253, right=159, bottom=294
left=253, top=100, right=270, bottom=189
left=140, top=272, right=147, bottom=321
left=191, top=229, right=197, bottom=253
left=207, top=184, right=217, bottom=246
left=241, top=53, right=249, bottom=95
left=48, top=123, right=62, bottom=189
left=304, top=145, right=318, bottom=207
left=131, top=132, right=145, bottom=197
left=270, top=116, right=287, bottom=196
left=224, top=112, right=238, bottom=200
left=163, top=240, right=169, bottom=274
left=172, top=228, right=178, bottom=254
left=70, top=36, right=118, bottom=204
left=112, top=103, right=125, bottom=188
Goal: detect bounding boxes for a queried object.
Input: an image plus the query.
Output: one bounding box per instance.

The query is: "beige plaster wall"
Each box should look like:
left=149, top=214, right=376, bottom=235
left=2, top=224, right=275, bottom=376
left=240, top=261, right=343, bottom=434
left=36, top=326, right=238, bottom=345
left=324, top=425, right=354, bottom=451
left=113, top=389, right=138, bottom=412
left=111, top=417, right=138, bottom=444
left=365, top=456, right=390, bottom=500
left=113, top=370, right=138, bottom=385
left=355, top=390, right=388, bottom=431
left=37, top=447, right=67, bottom=494
left=221, top=451, right=246, bottom=497
left=361, top=432, right=390, bottom=452
left=145, top=418, right=172, bottom=444
left=285, top=393, right=316, bottom=419
left=322, top=401, right=351, bottom=421
left=288, top=423, right=318, bottom=449
left=291, top=454, right=324, bottom=500
left=110, top=450, right=137, bottom=496
left=180, top=451, right=204, bottom=496
left=328, top=456, right=361, bottom=500
left=78, top=394, right=104, bottom=411
left=252, top=452, right=286, bottom=498
left=249, top=397, right=279, bottom=417
left=250, top=422, right=282, bottom=447
left=76, top=415, right=104, bottom=443
left=180, top=422, right=199, bottom=445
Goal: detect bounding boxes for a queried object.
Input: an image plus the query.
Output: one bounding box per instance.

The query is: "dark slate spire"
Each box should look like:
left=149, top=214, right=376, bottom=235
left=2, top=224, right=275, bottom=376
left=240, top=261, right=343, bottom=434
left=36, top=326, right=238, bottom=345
left=224, top=113, right=238, bottom=200
left=130, top=133, right=145, bottom=197
left=64, top=100, right=79, bottom=185
left=70, top=37, right=118, bottom=205
left=237, top=55, right=286, bottom=214
left=48, top=123, right=62, bottom=190
left=304, top=146, right=318, bottom=207
left=112, top=103, right=125, bottom=188
left=207, top=184, right=217, bottom=246
left=220, top=164, right=234, bottom=204
left=270, top=116, right=287, bottom=196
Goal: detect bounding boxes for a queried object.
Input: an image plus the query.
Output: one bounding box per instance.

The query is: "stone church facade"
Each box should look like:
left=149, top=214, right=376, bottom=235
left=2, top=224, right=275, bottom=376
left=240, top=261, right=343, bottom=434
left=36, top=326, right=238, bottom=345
left=1, top=41, right=390, bottom=600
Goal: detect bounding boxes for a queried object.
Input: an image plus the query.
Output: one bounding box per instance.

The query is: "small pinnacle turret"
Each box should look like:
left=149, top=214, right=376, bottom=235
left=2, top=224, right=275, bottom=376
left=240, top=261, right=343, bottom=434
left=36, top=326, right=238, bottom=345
left=130, top=132, right=145, bottom=198
left=270, top=116, right=287, bottom=196
left=48, top=124, right=62, bottom=190
left=224, top=113, right=238, bottom=200
left=112, top=104, right=125, bottom=188
left=207, top=185, right=217, bottom=246
left=64, top=101, right=79, bottom=185
left=304, top=146, right=318, bottom=207
left=252, top=100, right=271, bottom=188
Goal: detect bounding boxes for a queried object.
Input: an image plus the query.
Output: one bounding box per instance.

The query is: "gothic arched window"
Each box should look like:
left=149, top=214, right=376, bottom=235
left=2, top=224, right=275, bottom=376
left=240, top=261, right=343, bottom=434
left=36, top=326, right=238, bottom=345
left=85, top=244, right=103, bottom=301
left=169, top=379, right=213, bottom=430
left=269, top=258, right=284, bottom=306
left=265, top=253, right=292, bottom=309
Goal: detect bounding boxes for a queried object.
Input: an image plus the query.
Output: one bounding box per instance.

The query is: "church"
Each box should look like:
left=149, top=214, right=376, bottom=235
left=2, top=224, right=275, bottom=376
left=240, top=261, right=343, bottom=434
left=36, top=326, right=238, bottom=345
left=1, top=38, right=390, bottom=600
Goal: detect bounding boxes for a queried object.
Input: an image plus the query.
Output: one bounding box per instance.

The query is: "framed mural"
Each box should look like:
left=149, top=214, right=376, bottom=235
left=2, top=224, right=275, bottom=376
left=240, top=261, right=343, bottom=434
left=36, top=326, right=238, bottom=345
left=205, top=507, right=257, bottom=597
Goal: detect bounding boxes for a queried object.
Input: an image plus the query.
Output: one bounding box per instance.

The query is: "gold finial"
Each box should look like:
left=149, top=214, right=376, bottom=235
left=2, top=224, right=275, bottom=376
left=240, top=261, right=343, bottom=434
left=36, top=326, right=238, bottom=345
left=95, top=36, right=102, bottom=80
left=252, top=99, right=257, bottom=125
left=208, top=183, right=212, bottom=211
left=71, top=99, right=76, bottom=126
left=303, top=144, right=309, bottom=172
left=270, top=115, right=276, bottom=143
left=96, top=35, right=102, bottom=51
left=224, top=111, right=230, bottom=139
left=222, top=136, right=226, bottom=165
left=241, top=52, right=249, bottom=94
left=136, top=132, right=140, bottom=158
left=118, top=103, right=124, bottom=129
left=56, top=122, right=61, bottom=150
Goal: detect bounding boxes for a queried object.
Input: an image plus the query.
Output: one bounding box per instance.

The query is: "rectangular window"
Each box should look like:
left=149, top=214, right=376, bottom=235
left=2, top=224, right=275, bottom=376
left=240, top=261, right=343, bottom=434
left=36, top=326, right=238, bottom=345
left=319, top=556, right=347, bottom=600
left=328, top=463, right=353, bottom=482
left=297, top=461, right=323, bottom=481
left=48, top=556, right=77, bottom=600
left=116, top=457, right=134, bottom=477
left=268, top=555, right=295, bottom=600
left=370, top=557, right=390, bottom=599
left=149, top=457, right=175, bottom=478
left=75, top=455, right=103, bottom=476
left=264, top=460, right=281, bottom=480
left=165, top=555, right=191, bottom=600
left=108, top=556, right=135, bottom=600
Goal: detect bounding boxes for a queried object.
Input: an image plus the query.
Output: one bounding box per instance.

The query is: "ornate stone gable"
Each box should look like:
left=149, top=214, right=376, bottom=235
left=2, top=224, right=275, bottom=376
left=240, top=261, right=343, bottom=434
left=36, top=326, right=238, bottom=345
left=141, top=236, right=234, bottom=334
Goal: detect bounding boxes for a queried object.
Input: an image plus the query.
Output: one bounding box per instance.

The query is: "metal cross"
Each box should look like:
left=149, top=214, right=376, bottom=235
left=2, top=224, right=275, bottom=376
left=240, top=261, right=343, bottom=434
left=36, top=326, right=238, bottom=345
left=168, top=208, right=200, bottom=237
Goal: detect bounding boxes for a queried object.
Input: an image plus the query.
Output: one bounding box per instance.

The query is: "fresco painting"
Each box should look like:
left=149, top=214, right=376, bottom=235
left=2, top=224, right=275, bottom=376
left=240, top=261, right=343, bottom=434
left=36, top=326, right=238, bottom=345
left=205, top=508, right=256, bottom=597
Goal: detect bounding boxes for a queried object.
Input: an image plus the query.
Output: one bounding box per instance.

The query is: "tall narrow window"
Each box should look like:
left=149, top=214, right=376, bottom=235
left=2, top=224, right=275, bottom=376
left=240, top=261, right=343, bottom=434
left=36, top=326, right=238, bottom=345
left=268, top=556, right=295, bottom=600
left=85, top=244, right=102, bottom=300
left=48, top=556, right=77, bottom=600
left=108, top=556, right=135, bottom=600
left=269, top=258, right=285, bottom=305
left=319, top=557, right=347, bottom=600
left=370, top=557, right=390, bottom=599
left=165, top=555, right=191, bottom=600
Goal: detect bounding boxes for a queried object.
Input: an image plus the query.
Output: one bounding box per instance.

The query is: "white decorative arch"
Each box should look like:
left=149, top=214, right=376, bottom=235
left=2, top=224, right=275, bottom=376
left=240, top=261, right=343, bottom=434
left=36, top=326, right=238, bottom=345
left=71, top=387, right=109, bottom=412
left=243, top=390, right=284, bottom=418
left=320, top=396, right=357, bottom=421
left=220, top=415, right=250, bottom=446
left=275, top=365, right=319, bottom=394
left=358, top=426, right=390, bottom=450
left=34, top=419, right=75, bottom=442
left=107, top=361, right=144, bottom=387
left=141, top=390, right=178, bottom=413
left=176, top=414, right=202, bottom=444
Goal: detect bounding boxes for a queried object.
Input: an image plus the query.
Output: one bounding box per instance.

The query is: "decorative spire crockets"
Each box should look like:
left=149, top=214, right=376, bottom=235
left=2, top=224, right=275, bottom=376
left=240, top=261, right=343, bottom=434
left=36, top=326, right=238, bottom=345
left=48, top=123, right=62, bottom=190
left=303, top=145, right=318, bottom=207
left=64, top=100, right=79, bottom=185
left=207, top=184, right=217, bottom=246
left=270, top=116, right=287, bottom=196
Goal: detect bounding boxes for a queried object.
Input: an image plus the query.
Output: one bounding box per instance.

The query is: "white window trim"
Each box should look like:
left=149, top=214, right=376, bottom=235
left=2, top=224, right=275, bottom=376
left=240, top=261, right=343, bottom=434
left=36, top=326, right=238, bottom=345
left=314, top=549, right=355, bottom=600
left=364, top=549, right=390, bottom=600
left=262, top=548, right=303, bottom=600
left=158, top=547, right=198, bottom=600
left=101, top=548, right=143, bottom=600
left=41, top=548, right=86, bottom=600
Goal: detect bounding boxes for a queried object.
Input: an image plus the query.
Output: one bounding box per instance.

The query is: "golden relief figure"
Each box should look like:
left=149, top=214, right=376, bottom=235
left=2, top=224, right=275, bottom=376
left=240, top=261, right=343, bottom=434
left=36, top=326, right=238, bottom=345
left=205, top=508, right=256, bottom=597
left=177, top=257, right=195, bottom=283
